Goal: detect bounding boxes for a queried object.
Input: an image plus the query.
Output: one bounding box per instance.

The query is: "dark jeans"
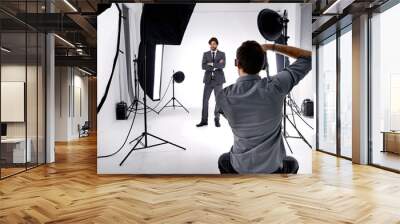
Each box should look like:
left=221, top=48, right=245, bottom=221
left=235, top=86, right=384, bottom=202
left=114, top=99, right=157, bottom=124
left=218, top=153, right=299, bottom=174
left=201, top=82, right=223, bottom=122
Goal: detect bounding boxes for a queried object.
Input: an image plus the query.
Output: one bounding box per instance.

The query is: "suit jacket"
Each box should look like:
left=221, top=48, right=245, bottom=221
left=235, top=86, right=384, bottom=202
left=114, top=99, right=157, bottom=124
left=202, top=50, right=226, bottom=84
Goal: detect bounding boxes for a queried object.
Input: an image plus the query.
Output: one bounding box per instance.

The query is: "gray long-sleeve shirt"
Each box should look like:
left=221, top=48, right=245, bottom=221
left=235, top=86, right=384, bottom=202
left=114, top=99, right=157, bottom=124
left=216, top=56, right=312, bottom=174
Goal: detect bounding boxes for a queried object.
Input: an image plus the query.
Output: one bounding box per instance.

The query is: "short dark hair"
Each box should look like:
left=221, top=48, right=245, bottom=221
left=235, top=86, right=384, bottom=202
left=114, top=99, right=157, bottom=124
left=208, top=37, right=219, bottom=45
left=236, top=41, right=265, bottom=74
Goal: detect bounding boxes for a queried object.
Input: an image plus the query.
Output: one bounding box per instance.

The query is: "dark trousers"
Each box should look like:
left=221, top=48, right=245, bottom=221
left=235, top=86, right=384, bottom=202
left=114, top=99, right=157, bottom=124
left=201, top=82, right=223, bottom=122
left=218, top=153, right=238, bottom=174
left=218, top=153, right=299, bottom=174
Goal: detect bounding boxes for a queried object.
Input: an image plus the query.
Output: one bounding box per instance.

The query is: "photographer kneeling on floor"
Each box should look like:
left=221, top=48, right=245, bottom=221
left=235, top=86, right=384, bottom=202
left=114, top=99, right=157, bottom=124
left=216, top=40, right=312, bottom=174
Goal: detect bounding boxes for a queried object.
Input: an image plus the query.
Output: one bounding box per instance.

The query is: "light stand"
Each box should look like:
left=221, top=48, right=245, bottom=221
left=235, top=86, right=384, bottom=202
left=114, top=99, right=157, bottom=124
left=258, top=8, right=313, bottom=153
left=126, top=55, right=159, bottom=116
left=120, top=43, right=186, bottom=166
left=277, top=10, right=313, bottom=151
left=158, top=72, right=189, bottom=114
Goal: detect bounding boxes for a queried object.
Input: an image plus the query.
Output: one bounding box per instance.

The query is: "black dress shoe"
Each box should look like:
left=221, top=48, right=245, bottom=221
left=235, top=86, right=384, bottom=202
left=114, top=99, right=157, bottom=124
left=215, top=119, right=221, bottom=127
left=196, top=121, right=208, bottom=127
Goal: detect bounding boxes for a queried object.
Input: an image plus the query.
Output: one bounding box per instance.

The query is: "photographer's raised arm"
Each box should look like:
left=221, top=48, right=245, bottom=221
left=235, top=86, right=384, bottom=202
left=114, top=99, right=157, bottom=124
left=262, top=44, right=311, bottom=59
left=261, top=44, right=312, bottom=95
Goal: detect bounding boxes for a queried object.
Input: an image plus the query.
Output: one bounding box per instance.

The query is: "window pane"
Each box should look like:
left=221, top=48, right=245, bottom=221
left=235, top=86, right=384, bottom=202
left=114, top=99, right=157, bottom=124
left=371, top=3, right=400, bottom=171
left=340, top=29, right=352, bottom=158
left=318, top=37, right=337, bottom=154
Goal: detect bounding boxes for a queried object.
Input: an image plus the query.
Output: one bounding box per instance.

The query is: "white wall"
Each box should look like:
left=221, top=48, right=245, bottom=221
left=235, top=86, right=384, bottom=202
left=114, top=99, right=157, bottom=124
left=72, top=73, right=89, bottom=137
left=55, top=67, right=68, bottom=141
left=55, top=67, right=89, bottom=141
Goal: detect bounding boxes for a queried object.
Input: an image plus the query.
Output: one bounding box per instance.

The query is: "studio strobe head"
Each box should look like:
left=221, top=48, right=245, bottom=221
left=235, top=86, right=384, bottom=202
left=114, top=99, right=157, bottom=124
left=173, top=71, right=185, bottom=83
left=257, top=8, right=283, bottom=41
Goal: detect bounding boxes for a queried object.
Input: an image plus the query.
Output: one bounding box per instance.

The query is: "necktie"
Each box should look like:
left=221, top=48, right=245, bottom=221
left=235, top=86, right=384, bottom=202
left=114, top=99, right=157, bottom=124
left=211, top=52, right=216, bottom=80
left=212, top=52, right=215, bottom=63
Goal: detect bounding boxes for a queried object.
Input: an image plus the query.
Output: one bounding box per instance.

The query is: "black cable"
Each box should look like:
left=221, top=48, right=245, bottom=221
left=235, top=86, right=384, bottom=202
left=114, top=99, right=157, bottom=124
left=97, top=101, right=138, bottom=158
left=97, top=3, right=122, bottom=114
left=134, top=77, right=173, bottom=114
left=97, top=78, right=172, bottom=158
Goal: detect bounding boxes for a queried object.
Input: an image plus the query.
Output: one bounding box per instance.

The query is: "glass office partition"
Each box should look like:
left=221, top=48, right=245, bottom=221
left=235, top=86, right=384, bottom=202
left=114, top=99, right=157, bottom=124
left=1, top=31, right=28, bottom=177
left=26, top=0, right=46, bottom=169
left=317, top=36, right=337, bottom=155
left=27, top=31, right=38, bottom=169
left=0, top=1, right=46, bottom=179
left=37, top=0, right=46, bottom=166
left=370, top=3, right=400, bottom=171
left=339, top=27, right=352, bottom=158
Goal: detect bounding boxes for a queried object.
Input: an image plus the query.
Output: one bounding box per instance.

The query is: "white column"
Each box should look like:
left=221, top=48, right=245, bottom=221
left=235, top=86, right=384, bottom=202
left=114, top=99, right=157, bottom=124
left=45, top=0, right=55, bottom=163
left=46, top=33, right=55, bottom=163
left=352, top=14, right=369, bottom=164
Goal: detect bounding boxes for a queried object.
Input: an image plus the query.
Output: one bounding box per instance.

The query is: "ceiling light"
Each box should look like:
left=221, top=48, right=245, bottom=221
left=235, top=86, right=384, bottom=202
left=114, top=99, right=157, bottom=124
left=78, top=67, right=93, bottom=76
left=54, top=34, right=75, bottom=48
left=322, top=0, right=354, bottom=15
left=1, top=47, right=11, bottom=53
left=63, top=0, right=78, bottom=12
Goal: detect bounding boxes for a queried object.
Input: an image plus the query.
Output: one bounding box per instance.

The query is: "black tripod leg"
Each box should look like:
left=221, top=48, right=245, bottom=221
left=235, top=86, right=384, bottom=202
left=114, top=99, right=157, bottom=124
left=286, top=96, right=313, bottom=129
left=285, top=115, right=312, bottom=149
left=283, top=133, right=293, bottom=154
left=129, top=134, right=144, bottom=144
left=174, top=98, right=189, bottom=113
left=287, top=99, right=297, bottom=127
left=158, top=98, right=173, bottom=114
left=120, top=134, right=144, bottom=166
left=291, top=107, right=314, bottom=129
left=146, top=133, right=186, bottom=150
left=138, top=100, right=159, bottom=114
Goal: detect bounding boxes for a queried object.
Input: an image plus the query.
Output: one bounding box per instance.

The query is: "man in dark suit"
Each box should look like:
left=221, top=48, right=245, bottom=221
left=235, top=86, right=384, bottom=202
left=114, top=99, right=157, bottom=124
left=196, top=37, right=226, bottom=128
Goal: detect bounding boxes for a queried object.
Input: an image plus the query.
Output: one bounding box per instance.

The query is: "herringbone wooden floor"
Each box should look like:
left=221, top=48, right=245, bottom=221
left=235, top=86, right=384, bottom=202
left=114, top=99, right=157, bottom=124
left=1, top=134, right=400, bottom=224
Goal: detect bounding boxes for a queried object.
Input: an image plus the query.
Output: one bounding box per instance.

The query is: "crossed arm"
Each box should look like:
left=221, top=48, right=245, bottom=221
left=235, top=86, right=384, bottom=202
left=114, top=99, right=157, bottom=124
left=202, top=52, right=226, bottom=72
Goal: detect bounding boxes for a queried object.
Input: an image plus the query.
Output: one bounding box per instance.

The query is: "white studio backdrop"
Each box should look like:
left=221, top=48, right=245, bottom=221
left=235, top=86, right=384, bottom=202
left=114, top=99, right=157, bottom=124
left=97, top=3, right=144, bottom=172
left=161, top=3, right=299, bottom=109
left=97, top=3, right=313, bottom=174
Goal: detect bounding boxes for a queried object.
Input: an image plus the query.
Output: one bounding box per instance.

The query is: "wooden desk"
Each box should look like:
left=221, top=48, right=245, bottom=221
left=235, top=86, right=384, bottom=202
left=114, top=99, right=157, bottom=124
left=382, top=131, right=400, bottom=154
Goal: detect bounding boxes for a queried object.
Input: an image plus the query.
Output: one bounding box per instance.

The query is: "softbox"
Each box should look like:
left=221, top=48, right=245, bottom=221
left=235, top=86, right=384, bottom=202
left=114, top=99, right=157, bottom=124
left=138, top=4, right=195, bottom=100
left=138, top=42, right=156, bottom=99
